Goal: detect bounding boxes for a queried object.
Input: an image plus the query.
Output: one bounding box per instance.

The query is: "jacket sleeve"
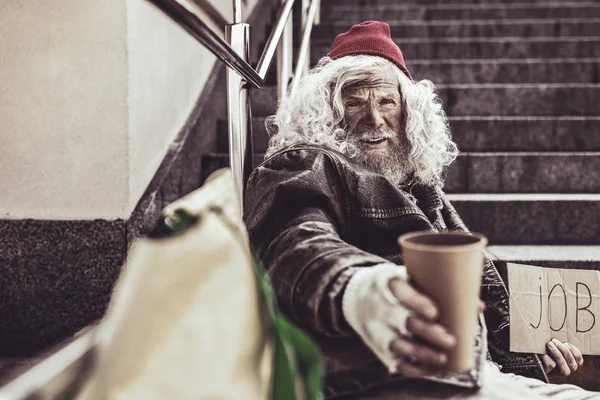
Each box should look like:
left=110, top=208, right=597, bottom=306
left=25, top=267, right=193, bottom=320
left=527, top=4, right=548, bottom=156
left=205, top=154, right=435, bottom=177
left=244, top=150, right=394, bottom=338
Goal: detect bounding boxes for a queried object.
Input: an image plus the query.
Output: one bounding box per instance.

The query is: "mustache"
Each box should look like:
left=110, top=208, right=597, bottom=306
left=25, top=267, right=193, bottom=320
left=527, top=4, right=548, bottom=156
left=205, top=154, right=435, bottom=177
left=348, top=127, right=397, bottom=141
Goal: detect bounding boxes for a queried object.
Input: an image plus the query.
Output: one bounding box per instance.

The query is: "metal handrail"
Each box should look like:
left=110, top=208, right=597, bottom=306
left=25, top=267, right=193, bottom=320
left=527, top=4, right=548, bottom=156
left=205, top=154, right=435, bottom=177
left=154, top=0, right=319, bottom=212
left=148, top=0, right=264, bottom=88
left=256, top=0, right=296, bottom=83
left=148, top=0, right=300, bottom=91
left=0, top=0, right=321, bottom=397
left=146, top=0, right=319, bottom=211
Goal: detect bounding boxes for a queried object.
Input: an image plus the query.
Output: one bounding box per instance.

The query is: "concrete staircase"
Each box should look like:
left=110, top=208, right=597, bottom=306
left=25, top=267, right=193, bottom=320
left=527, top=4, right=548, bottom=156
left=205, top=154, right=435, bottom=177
left=201, top=0, right=600, bottom=389
left=206, top=0, right=600, bottom=269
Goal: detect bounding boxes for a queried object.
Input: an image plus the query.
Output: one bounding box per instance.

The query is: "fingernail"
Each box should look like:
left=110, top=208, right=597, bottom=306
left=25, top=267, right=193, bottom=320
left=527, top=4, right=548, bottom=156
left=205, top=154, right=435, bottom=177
left=548, top=342, right=555, bottom=349
left=427, top=307, right=438, bottom=320
left=446, top=334, right=457, bottom=347
left=552, top=338, right=561, bottom=345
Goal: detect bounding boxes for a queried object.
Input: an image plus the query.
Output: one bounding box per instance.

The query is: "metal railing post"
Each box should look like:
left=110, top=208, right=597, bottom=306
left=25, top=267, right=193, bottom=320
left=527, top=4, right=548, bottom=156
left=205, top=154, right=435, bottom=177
left=301, top=0, right=310, bottom=75
left=226, top=16, right=254, bottom=215
left=290, top=0, right=319, bottom=96
left=277, top=0, right=293, bottom=101
left=233, top=0, right=243, bottom=23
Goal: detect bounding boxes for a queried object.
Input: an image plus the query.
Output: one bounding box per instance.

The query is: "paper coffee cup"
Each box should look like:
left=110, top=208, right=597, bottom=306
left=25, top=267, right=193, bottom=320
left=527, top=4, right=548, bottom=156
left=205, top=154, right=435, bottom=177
left=398, top=231, right=487, bottom=372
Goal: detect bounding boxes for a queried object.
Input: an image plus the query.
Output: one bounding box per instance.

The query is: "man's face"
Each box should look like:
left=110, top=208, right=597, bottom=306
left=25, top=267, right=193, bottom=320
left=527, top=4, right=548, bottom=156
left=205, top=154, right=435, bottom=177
left=341, top=66, right=411, bottom=182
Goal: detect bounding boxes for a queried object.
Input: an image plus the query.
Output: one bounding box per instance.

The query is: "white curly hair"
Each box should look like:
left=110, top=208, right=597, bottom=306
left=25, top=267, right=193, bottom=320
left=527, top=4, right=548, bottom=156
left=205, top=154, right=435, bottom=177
left=264, top=55, right=458, bottom=187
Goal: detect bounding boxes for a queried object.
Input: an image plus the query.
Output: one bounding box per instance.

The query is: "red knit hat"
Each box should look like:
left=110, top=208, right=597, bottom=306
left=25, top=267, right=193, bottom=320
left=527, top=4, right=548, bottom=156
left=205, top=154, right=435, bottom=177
left=327, top=21, right=412, bottom=80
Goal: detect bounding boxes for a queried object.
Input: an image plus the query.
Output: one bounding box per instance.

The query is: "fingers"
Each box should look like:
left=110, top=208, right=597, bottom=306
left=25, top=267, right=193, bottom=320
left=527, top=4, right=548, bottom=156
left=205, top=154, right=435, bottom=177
left=540, top=354, right=556, bottom=374
left=394, top=358, right=439, bottom=378
left=389, top=336, right=448, bottom=375
left=547, top=339, right=577, bottom=376
left=406, top=315, right=456, bottom=351
left=553, top=339, right=579, bottom=373
left=547, top=340, right=571, bottom=375
left=389, top=278, right=438, bottom=320
left=566, top=342, right=584, bottom=367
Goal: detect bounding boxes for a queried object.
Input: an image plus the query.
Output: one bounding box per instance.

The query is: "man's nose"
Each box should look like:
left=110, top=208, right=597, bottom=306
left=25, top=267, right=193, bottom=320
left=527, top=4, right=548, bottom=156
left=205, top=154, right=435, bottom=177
left=363, top=105, right=385, bottom=129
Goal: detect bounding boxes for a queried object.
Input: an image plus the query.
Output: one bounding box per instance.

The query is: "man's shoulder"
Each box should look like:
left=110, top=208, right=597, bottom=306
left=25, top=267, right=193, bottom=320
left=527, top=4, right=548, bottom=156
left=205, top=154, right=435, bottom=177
left=244, top=145, right=352, bottom=224
left=258, top=144, right=352, bottom=172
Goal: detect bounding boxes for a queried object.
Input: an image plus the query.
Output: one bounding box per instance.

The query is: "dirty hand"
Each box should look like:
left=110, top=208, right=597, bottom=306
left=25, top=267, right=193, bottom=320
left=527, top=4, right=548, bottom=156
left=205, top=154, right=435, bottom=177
left=541, top=339, right=584, bottom=376
left=386, top=276, right=457, bottom=376
left=343, top=265, right=483, bottom=377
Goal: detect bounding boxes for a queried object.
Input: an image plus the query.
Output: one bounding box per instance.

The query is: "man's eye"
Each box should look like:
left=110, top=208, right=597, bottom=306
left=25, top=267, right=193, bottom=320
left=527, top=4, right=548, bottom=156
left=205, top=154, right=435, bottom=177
left=381, top=98, right=396, bottom=105
left=345, top=101, right=360, bottom=108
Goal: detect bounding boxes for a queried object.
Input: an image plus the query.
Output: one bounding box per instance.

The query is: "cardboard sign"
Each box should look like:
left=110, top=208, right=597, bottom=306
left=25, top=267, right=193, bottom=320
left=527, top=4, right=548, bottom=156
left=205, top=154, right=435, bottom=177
left=508, top=263, right=600, bottom=355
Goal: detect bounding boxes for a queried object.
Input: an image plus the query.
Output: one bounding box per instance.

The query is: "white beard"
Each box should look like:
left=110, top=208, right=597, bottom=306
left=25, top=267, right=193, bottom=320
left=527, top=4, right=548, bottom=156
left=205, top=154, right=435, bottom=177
left=355, top=149, right=412, bottom=184
left=343, top=128, right=414, bottom=184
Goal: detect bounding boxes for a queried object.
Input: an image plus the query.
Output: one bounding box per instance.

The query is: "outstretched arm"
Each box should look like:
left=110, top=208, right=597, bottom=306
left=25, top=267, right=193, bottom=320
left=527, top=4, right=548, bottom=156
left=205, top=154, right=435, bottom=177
left=245, top=151, right=394, bottom=337
left=244, top=150, right=457, bottom=375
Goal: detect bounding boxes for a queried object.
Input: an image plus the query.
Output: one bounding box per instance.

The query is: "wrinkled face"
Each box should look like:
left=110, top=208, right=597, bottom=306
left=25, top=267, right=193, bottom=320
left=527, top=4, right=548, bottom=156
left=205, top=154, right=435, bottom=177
left=341, top=66, right=412, bottom=182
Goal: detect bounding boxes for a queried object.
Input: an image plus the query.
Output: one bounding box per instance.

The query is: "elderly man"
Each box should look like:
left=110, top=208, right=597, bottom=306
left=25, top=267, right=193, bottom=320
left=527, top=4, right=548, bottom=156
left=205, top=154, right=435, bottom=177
left=244, top=21, right=598, bottom=399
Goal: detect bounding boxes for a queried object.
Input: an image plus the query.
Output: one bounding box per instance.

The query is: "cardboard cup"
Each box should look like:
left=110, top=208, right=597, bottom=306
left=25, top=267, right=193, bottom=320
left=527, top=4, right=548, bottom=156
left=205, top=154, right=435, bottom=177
left=398, top=231, right=488, bottom=372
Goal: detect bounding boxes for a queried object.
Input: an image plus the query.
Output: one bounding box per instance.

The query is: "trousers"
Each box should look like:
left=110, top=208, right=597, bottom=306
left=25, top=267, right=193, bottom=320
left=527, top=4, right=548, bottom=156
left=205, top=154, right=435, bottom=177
left=338, top=362, right=600, bottom=400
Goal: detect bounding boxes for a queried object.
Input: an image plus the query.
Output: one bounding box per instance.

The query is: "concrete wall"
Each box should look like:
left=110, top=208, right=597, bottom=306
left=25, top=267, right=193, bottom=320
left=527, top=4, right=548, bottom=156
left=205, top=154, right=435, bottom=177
left=0, top=0, right=258, bottom=220
left=0, top=1, right=129, bottom=219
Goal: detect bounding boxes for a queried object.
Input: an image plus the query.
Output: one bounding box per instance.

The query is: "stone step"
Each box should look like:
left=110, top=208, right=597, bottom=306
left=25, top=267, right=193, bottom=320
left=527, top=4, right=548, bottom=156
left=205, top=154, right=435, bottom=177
left=311, top=36, right=600, bottom=61
left=217, top=118, right=270, bottom=154
left=447, top=193, right=600, bottom=244
left=408, top=59, right=600, bottom=84
left=259, top=55, right=600, bottom=88
left=201, top=154, right=600, bottom=244
left=204, top=151, right=600, bottom=194
left=251, top=84, right=600, bottom=117
left=321, top=3, right=600, bottom=21
left=487, top=245, right=600, bottom=269
left=449, top=116, right=600, bottom=151
left=312, top=19, right=600, bottom=39
left=437, top=84, right=600, bottom=116
left=217, top=116, right=600, bottom=153
left=445, top=152, right=600, bottom=193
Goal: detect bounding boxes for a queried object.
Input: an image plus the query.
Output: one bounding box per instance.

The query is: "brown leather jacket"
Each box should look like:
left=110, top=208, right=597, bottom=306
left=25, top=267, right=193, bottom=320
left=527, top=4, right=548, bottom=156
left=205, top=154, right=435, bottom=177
left=244, top=145, right=547, bottom=398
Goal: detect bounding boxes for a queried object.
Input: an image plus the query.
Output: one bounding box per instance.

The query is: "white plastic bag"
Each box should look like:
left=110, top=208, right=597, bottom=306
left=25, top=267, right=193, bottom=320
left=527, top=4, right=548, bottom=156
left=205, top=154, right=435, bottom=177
left=76, top=169, right=273, bottom=400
